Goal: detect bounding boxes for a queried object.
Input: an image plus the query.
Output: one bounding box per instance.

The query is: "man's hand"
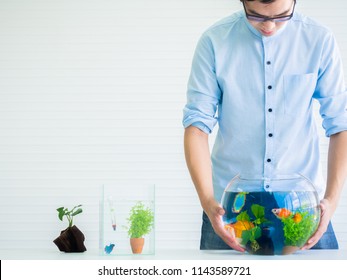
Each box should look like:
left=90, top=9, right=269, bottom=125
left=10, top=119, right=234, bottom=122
left=204, top=199, right=245, bottom=252
left=301, top=198, right=332, bottom=250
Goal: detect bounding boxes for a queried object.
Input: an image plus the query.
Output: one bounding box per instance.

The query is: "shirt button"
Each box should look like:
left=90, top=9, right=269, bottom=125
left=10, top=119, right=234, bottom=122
left=268, top=133, right=273, bottom=137
left=267, top=158, right=271, bottom=162
left=265, top=185, right=270, bottom=189
left=268, top=108, right=273, bottom=112
left=268, top=85, right=272, bottom=90
left=266, top=61, right=271, bottom=65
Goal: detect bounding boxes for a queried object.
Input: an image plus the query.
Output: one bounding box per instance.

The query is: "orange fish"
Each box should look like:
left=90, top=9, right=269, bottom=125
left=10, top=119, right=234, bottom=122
left=224, top=221, right=254, bottom=238
left=293, top=213, right=302, bottom=223
left=272, top=208, right=292, bottom=219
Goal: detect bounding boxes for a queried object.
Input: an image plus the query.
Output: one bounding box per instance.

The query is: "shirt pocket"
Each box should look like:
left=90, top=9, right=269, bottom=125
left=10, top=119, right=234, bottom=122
left=283, top=73, right=317, bottom=116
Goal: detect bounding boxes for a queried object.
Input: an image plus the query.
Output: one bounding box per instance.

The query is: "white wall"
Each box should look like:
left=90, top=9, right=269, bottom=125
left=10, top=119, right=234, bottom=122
left=0, top=0, right=346, bottom=253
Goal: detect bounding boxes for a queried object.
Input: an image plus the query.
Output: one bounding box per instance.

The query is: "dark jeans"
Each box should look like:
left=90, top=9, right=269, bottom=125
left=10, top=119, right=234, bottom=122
left=200, top=212, right=339, bottom=250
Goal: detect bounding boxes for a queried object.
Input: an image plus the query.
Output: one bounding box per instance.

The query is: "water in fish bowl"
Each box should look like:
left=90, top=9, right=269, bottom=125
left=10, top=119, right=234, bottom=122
left=221, top=177, right=321, bottom=255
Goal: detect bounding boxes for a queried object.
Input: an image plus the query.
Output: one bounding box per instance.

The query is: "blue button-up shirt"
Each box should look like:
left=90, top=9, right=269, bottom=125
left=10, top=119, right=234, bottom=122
left=183, top=11, right=347, bottom=201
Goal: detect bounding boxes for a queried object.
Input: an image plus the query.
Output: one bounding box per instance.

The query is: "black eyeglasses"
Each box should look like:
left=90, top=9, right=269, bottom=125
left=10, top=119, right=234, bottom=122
left=243, top=0, right=296, bottom=22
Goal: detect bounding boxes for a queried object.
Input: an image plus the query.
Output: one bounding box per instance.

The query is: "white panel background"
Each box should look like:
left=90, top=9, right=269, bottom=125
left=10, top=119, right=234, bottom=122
left=0, top=0, right=346, bottom=252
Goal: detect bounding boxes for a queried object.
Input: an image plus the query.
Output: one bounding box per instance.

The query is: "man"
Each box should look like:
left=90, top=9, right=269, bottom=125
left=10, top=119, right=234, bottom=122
left=183, top=0, right=347, bottom=251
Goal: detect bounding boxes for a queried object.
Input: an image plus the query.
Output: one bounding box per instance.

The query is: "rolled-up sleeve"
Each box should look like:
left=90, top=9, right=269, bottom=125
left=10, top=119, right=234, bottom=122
left=182, top=32, right=222, bottom=134
left=314, top=32, right=347, bottom=137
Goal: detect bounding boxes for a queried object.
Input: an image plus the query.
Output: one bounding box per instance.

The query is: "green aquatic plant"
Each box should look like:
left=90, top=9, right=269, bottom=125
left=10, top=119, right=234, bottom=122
left=242, top=227, right=262, bottom=251
left=236, top=204, right=268, bottom=225
left=236, top=210, right=250, bottom=222
left=250, top=204, right=268, bottom=226
left=237, top=204, right=269, bottom=251
left=282, top=211, right=317, bottom=247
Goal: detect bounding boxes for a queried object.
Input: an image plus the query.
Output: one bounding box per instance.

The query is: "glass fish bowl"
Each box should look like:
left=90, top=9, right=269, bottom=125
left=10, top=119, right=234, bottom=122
left=221, top=174, right=321, bottom=255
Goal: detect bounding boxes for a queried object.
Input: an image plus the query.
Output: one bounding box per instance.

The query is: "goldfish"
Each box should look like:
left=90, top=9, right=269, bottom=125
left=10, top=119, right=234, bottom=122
left=293, top=213, right=302, bottom=223
left=224, top=220, right=254, bottom=238
left=272, top=208, right=292, bottom=219
left=272, top=208, right=303, bottom=223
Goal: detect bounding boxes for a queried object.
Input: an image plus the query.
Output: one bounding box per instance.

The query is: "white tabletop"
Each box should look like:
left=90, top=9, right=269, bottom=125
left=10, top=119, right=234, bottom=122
left=1, top=248, right=346, bottom=260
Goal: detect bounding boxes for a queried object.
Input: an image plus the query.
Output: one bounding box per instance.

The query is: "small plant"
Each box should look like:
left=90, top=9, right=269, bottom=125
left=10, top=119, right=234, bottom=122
left=54, top=204, right=86, bottom=252
left=237, top=204, right=269, bottom=252
left=57, top=204, right=83, bottom=228
left=127, top=202, right=154, bottom=238
left=282, top=211, right=317, bottom=247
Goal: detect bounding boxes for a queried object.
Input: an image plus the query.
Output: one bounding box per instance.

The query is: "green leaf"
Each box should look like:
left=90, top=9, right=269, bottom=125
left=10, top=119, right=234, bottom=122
left=236, top=211, right=250, bottom=222
left=253, top=226, right=262, bottom=240
left=241, top=230, right=251, bottom=245
left=56, top=205, right=83, bottom=226
left=57, top=207, right=65, bottom=221
left=251, top=204, right=265, bottom=219
left=259, top=217, right=268, bottom=223
left=72, top=209, right=82, bottom=216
